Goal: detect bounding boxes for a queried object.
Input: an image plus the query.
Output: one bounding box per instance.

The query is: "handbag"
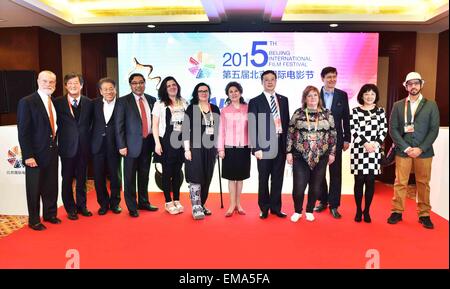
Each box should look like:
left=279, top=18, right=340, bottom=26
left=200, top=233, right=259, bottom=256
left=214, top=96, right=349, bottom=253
left=380, top=143, right=396, bottom=167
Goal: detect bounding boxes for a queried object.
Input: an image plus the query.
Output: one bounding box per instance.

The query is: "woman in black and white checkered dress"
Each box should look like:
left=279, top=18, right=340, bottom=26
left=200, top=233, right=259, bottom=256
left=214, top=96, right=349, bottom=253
left=350, top=84, right=387, bottom=223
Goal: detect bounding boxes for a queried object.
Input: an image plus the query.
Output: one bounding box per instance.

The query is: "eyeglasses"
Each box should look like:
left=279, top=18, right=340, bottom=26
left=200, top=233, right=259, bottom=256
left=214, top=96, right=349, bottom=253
left=131, top=81, right=145, bottom=86
left=406, top=81, right=421, bottom=86
left=198, top=90, right=209, bottom=93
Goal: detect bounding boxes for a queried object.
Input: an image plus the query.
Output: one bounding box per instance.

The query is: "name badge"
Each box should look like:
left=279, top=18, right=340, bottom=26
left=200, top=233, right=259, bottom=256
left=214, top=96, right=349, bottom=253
left=171, top=109, right=184, bottom=123
left=404, top=124, right=415, bottom=133
left=205, top=126, right=214, bottom=135
left=173, top=123, right=182, bottom=132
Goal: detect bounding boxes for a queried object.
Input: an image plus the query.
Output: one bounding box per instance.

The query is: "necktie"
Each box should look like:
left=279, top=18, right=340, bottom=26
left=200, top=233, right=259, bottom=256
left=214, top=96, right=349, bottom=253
left=72, top=99, right=78, bottom=108
left=138, top=97, right=149, bottom=138
left=48, top=97, right=55, bottom=139
left=270, top=95, right=279, bottom=117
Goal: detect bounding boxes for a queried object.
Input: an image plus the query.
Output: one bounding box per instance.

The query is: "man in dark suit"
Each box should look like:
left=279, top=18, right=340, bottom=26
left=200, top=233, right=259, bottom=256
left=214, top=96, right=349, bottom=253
left=313, top=66, right=351, bottom=218
left=115, top=73, right=158, bottom=217
left=248, top=70, right=290, bottom=219
left=54, top=73, right=93, bottom=220
left=17, top=70, right=60, bottom=230
left=91, top=78, right=122, bottom=215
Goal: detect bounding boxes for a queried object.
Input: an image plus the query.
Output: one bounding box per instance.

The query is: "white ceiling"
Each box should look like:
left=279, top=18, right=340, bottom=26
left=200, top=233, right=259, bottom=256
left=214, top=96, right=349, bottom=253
left=0, top=0, right=448, bottom=35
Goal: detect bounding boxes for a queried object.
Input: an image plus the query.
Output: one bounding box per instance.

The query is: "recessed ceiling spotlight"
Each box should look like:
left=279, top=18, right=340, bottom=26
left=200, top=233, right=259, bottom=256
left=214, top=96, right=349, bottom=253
left=329, top=23, right=339, bottom=28
left=147, top=24, right=156, bottom=28
left=0, top=19, right=7, bottom=22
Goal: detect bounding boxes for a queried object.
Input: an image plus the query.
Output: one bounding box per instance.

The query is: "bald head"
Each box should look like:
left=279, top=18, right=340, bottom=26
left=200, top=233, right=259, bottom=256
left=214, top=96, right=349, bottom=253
left=37, top=70, right=56, bottom=96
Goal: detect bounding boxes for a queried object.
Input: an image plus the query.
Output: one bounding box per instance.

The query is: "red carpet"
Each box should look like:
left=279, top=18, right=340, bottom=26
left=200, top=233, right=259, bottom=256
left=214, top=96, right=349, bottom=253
left=0, top=182, right=448, bottom=269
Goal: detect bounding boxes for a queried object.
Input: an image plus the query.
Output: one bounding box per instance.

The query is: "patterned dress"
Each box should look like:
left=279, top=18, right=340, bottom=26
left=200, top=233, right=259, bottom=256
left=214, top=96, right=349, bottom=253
left=287, top=108, right=337, bottom=169
left=350, top=106, right=388, bottom=175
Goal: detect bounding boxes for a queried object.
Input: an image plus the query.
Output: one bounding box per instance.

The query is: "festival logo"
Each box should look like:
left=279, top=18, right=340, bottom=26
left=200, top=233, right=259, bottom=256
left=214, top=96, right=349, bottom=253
left=7, top=146, right=25, bottom=169
left=188, top=51, right=216, bottom=79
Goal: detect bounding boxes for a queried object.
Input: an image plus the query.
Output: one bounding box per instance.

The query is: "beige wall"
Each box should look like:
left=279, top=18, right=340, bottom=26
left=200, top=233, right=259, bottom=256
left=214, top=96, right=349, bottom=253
left=415, top=33, right=439, bottom=100
left=61, top=34, right=82, bottom=83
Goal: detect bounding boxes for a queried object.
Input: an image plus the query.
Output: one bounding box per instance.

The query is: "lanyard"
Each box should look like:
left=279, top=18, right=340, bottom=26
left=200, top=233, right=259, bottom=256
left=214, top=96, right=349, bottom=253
left=404, top=98, right=419, bottom=125
left=169, top=99, right=183, bottom=112
left=305, top=108, right=319, bottom=131
left=198, top=104, right=214, bottom=126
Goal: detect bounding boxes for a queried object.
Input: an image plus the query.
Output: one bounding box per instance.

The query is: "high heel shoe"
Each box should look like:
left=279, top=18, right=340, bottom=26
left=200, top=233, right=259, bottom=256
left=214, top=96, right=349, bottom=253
left=235, top=206, right=246, bottom=215
left=225, top=210, right=234, bottom=217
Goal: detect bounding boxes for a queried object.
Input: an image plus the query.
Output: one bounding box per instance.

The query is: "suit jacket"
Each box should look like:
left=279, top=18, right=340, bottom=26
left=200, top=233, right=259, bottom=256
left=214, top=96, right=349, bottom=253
left=54, top=95, right=93, bottom=158
left=115, top=93, right=156, bottom=158
left=248, top=92, right=290, bottom=159
left=389, top=97, right=440, bottom=158
left=91, top=97, right=118, bottom=155
left=17, top=92, right=57, bottom=168
left=320, top=88, right=351, bottom=148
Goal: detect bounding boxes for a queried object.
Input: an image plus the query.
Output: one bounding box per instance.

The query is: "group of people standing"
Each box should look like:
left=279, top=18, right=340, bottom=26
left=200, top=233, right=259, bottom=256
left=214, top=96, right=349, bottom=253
left=17, top=66, right=440, bottom=231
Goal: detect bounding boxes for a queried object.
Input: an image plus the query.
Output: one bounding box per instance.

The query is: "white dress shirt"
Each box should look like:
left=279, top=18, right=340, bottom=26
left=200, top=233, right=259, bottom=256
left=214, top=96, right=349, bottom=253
left=103, top=97, right=116, bottom=124
left=133, top=93, right=152, bottom=134
left=37, top=89, right=58, bottom=134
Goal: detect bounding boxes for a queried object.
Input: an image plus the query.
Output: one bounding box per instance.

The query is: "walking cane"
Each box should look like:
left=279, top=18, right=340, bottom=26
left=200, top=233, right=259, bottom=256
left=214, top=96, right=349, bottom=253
left=217, top=155, right=223, bottom=208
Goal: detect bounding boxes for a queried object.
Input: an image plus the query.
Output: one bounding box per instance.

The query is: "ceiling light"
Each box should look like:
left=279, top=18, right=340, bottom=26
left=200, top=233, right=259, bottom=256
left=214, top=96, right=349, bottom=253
left=329, top=23, right=339, bottom=27
left=147, top=24, right=156, bottom=28
left=0, top=19, right=7, bottom=22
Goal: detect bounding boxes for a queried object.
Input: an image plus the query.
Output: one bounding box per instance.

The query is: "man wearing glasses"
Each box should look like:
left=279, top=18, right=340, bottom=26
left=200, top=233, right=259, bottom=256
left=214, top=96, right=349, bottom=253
left=115, top=73, right=158, bottom=217
left=387, top=72, right=440, bottom=229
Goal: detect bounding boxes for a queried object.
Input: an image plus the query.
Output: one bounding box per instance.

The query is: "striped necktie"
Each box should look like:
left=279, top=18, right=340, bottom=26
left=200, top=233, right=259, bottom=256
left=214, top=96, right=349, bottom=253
left=270, top=94, right=279, bottom=117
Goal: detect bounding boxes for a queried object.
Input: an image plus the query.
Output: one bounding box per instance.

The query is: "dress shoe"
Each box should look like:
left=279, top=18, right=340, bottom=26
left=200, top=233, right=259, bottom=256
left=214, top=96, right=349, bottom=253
left=363, top=212, right=372, bottom=223
left=138, top=204, right=158, bottom=211
left=129, top=210, right=139, bottom=217
left=79, top=208, right=93, bottom=217
left=111, top=206, right=122, bottom=214
left=28, top=222, right=47, bottom=231
left=44, top=217, right=61, bottom=224
left=419, top=216, right=434, bottom=229
left=202, top=206, right=212, bottom=216
left=259, top=211, right=268, bottom=219
left=313, top=203, right=327, bottom=213
left=387, top=212, right=402, bottom=224
left=98, top=207, right=109, bottom=215
left=354, top=212, right=362, bottom=223
left=330, top=208, right=342, bottom=219
left=270, top=210, right=287, bottom=218
left=67, top=212, right=79, bottom=220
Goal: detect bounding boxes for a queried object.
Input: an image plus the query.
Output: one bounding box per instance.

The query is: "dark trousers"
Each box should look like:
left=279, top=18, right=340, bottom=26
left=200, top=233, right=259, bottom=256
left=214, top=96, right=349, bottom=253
left=354, top=173, right=375, bottom=214
left=93, top=140, right=122, bottom=209
left=315, top=148, right=343, bottom=209
left=61, top=148, right=89, bottom=213
left=201, top=182, right=211, bottom=207
left=123, top=136, right=154, bottom=211
left=25, top=147, right=58, bottom=225
left=162, top=160, right=183, bottom=203
left=256, top=137, right=286, bottom=213
left=292, top=155, right=328, bottom=213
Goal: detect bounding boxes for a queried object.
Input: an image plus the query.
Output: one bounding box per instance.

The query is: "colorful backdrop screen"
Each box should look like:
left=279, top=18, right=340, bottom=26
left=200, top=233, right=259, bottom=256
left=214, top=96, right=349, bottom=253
left=118, top=32, right=379, bottom=111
